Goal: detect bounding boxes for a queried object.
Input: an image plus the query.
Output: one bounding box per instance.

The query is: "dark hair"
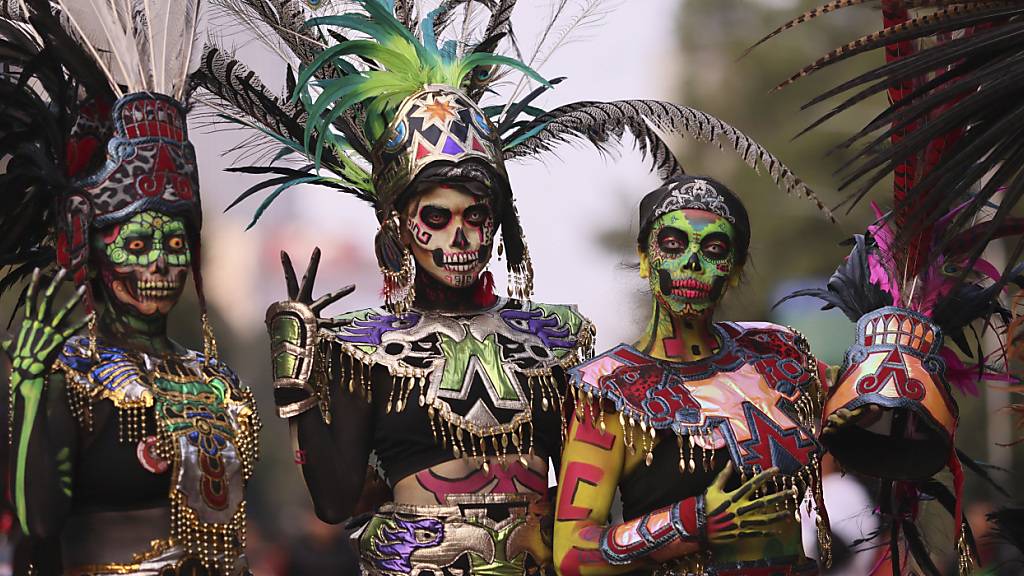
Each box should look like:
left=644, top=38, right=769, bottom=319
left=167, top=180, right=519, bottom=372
left=636, top=175, right=751, bottom=267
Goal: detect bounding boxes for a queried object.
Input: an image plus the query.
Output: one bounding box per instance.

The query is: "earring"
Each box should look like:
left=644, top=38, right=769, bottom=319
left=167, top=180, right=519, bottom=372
left=507, top=244, right=534, bottom=301
left=87, top=313, right=98, bottom=360
left=383, top=249, right=415, bottom=315
left=201, top=312, right=219, bottom=364
left=379, top=213, right=415, bottom=315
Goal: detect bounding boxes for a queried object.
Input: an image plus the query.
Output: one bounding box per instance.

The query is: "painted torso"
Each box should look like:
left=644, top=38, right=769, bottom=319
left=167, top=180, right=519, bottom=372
left=327, top=297, right=594, bottom=489
left=569, top=322, right=825, bottom=573
left=55, top=336, right=260, bottom=575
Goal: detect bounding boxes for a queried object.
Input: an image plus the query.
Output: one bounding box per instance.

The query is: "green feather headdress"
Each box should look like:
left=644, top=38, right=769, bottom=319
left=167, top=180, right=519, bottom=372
left=296, top=0, right=547, bottom=170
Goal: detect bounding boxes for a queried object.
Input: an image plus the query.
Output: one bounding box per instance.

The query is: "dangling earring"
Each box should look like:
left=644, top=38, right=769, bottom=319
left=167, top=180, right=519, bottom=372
left=201, top=312, right=219, bottom=364
left=379, top=212, right=415, bottom=315
left=383, top=250, right=415, bottom=315
left=86, top=313, right=98, bottom=360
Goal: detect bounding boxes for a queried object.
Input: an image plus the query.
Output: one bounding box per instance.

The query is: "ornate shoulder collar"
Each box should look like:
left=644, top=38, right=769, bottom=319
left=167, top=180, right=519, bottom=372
left=569, top=323, right=822, bottom=476
left=55, top=335, right=241, bottom=412
left=328, top=297, right=594, bottom=379
left=324, top=298, right=595, bottom=462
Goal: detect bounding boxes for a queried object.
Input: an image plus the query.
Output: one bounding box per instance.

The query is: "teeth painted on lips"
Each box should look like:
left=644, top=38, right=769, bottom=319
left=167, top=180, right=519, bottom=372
left=669, top=278, right=711, bottom=296
left=441, top=250, right=479, bottom=268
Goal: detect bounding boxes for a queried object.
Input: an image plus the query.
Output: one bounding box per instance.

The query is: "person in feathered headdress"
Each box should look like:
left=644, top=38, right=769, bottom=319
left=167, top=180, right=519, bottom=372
left=750, top=2, right=1024, bottom=574
left=0, top=1, right=260, bottom=574
left=196, top=0, right=829, bottom=573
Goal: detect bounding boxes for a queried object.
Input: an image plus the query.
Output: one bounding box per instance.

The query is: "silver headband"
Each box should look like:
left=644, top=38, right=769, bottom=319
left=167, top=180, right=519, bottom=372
left=652, top=179, right=734, bottom=223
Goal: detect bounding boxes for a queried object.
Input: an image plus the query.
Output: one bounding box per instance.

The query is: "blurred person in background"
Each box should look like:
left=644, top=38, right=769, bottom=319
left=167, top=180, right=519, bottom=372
left=750, top=2, right=1024, bottom=573
left=0, top=2, right=261, bottom=573
left=283, top=510, right=358, bottom=576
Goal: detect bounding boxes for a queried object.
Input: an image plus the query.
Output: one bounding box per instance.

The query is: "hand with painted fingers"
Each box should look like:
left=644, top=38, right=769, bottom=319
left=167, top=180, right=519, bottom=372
left=702, top=463, right=795, bottom=544
left=821, top=404, right=882, bottom=436
left=3, top=268, right=91, bottom=394
left=266, top=247, right=355, bottom=417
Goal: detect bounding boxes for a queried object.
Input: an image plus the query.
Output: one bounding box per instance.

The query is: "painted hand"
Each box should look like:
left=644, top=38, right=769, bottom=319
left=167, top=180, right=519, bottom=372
left=4, top=269, right=91, bottom=533
left=3, top=269, right=91, bottom=391
left=266, top=248, right=354, bottom=417
left=703, top=462, right=793, bottom=544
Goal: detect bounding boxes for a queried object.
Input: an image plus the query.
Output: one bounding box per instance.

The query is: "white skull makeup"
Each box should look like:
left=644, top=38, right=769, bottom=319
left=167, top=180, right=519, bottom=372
left=405, top=185, right=495, bottom=288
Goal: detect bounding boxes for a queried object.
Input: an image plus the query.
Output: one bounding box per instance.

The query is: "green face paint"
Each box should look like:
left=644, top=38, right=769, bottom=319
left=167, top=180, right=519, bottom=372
left=644, top=209, right=735, bottom=317
left=103, top=211, right=191, bottom=268
left=93, top=210, right=192, bottom=318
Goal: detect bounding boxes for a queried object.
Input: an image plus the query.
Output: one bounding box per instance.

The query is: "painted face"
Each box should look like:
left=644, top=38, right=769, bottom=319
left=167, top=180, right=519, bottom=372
left=93, top=210, right=191, bottom=317
left=642, top=209, right=735, bottom=317
left=405, top=185, right=495, bottom=288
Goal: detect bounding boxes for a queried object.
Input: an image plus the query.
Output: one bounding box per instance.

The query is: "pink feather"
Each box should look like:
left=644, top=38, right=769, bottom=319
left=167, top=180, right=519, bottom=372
left=867, top=202, right=902, bottom=305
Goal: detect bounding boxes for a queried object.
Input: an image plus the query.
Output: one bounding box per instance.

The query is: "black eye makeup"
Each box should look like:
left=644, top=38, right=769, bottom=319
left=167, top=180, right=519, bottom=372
left=125, top=235, right=151, bottom=254
left=656, top=227, right=688, bottom=255
left=419, top=205, right=453, bottom=230
left=700, top=232, right=731, bottom=260
left=463, top=203, right=491, bottom=227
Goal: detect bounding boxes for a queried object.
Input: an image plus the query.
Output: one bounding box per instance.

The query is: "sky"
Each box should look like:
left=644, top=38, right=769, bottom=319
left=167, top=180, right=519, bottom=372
left=193, top=0, right=687, bottom=348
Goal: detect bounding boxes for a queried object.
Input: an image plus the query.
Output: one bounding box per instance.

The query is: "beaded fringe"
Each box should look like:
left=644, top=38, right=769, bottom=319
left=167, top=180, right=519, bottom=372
left=330, top=320, right=595, bottom=469
left=170, top=492, right=247, bottom=574
left=57, top=357, right=259, bottom=574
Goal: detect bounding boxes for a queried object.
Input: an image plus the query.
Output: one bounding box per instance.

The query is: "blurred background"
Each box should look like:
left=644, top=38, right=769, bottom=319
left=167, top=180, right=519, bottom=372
left=1, top=0, right=1021, bottom=574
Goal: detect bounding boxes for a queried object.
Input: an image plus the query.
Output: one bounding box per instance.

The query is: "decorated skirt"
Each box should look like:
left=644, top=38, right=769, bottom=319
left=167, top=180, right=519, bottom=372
left=569, top=322, right=832, bottom=571
left=65, top=539, right=251, bottom=576
left=353, top=493, right=555, bottom=575
left=321, top=298, right=594, bottom=464
left=55, top=336, right=261, bottom=575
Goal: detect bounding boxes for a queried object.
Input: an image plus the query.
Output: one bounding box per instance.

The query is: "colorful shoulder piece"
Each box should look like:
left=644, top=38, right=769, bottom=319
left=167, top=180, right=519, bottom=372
left=326, top=298, right=594, bottom=461
left=569, top=323, right=823, bottom=478
left=55, top=336, right=255, bottom=442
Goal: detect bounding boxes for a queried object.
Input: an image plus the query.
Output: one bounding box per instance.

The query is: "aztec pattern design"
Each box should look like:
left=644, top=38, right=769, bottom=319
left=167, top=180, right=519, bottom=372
left=569, top=322, right=824, bottom=477
left=372, top=85, right=507, bottom=209
left=825, top=306, right=956, bottom=479
left=355, top=494, right=555, bottom=576
left=327, top=298, right=593, bottom=459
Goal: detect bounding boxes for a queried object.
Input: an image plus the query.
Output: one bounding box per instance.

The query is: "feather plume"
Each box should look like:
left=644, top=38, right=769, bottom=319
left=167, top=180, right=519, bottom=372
left=53, top=0, right=205, bottom=99
left=0, top=16, right=77, bottom=303
left=775, top=233, right=893, bottom=320
left=504, top=99, right=834, bottom=219
left=298, top=0, right=547, bottom=167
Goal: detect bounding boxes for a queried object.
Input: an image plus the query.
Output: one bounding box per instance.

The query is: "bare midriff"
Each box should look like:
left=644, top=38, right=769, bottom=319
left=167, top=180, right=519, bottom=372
left=392, top=453, right=549, bottom=505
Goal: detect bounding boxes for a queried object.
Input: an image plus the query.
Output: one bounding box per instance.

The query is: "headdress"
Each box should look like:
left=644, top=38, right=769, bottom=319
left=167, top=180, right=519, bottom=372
left=198, top=0, right=833, bottom=313
left=755, top=2, right=1024, bottom=572
left=637, top=176, right=751, bottom=265
left=0, top=0, right=213, bottom=346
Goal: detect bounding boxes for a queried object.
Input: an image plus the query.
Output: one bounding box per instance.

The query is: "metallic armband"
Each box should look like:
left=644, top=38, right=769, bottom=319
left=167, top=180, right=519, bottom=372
left=599, top=497, right=706, bottom=565
left=266, top=300, right=321, bottom=418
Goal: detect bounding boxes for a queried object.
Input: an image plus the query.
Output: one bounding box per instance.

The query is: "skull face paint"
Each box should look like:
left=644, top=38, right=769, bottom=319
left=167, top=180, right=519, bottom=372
left=93, top=210, right=191, bottom=317
left=643, top=209, right=735, bottom=318
left=405, top=185, right=495, bottom=288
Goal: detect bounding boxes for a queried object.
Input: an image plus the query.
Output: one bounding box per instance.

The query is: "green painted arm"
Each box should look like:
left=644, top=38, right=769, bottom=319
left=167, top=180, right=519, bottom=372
left=3, top=269, right=90, bottom=535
